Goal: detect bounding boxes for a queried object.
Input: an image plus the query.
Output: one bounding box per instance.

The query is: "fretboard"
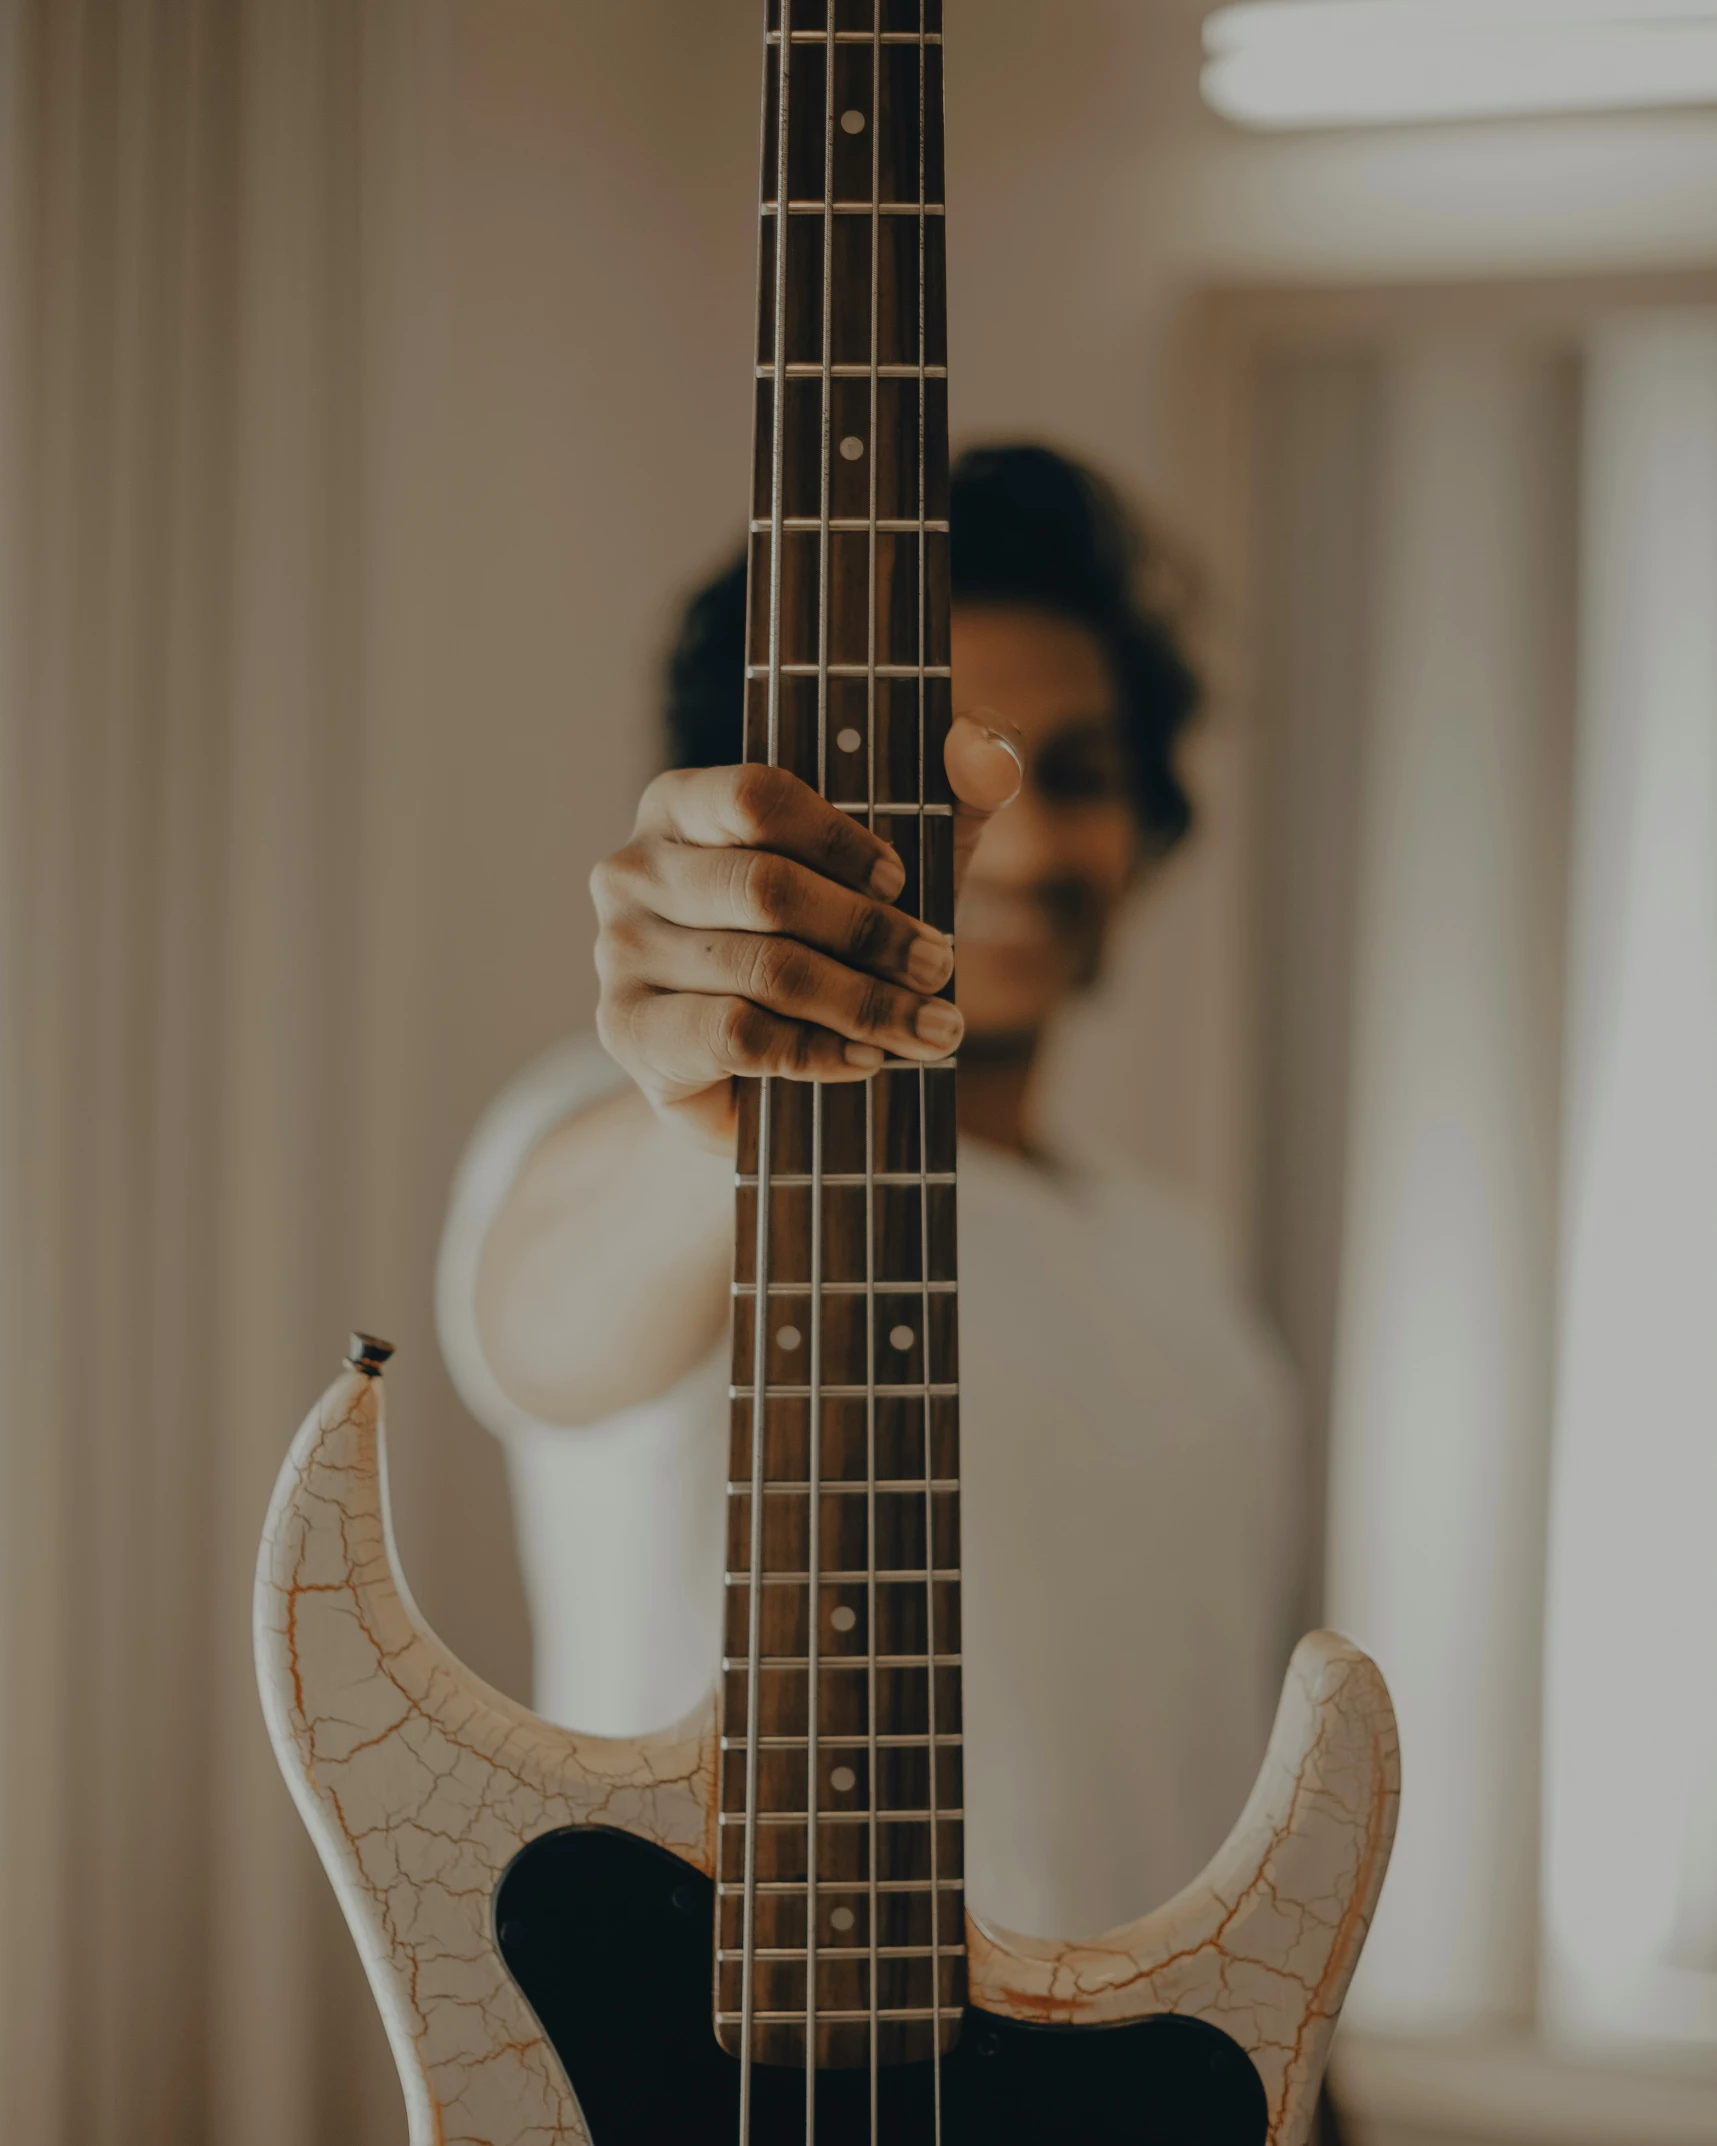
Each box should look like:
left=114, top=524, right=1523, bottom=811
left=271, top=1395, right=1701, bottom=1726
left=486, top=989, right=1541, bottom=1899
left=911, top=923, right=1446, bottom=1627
left=720, top=0, right=961, bottom=2079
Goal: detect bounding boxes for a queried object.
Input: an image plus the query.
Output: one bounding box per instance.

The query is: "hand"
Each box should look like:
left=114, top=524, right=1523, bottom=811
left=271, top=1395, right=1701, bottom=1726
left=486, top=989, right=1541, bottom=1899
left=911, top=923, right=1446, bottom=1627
left=591, top=715, right=1024, bottom=1147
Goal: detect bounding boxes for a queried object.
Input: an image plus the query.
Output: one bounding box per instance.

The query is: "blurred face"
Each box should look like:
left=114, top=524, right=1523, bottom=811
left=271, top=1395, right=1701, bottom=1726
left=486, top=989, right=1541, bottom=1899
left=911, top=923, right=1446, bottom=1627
left=951, top=604, right=1142, bottom=1041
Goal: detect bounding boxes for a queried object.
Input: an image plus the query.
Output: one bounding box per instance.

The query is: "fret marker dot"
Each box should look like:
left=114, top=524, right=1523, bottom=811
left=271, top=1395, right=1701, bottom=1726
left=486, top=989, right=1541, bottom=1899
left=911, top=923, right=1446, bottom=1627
left=836, top=726, right=862, bottom=753
left=777, top=1325, right=802, bottom=1352
left=831, top=1605, right=857, bottom=1632
left=831, top=1766, right=858, bottom=1793
left=890, top=1324, right=916, bottom=1351
left=840, top=109, right=866, bottom=135
left=831, top=1907, right=856, bottom=1932
left=839, top=434, right=866, bottom=460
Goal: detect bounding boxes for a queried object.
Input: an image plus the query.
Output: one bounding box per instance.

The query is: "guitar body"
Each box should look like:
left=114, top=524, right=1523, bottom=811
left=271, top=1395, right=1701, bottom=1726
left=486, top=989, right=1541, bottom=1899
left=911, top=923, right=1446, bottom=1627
left=256, top=1354, right=1398, bottom=2145
left=494, top=1828, right=1268, bottom=2143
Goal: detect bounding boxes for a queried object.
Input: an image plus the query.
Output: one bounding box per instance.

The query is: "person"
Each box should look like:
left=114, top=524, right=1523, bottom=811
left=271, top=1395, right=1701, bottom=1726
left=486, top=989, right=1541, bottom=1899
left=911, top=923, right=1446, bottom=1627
left=437, top=443, right=1303, bottom=1949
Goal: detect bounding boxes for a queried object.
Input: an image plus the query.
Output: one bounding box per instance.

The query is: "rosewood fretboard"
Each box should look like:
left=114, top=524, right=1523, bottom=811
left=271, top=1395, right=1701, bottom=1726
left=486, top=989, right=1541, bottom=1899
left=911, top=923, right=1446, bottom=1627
left=720, top=0, right=962, bottom=2086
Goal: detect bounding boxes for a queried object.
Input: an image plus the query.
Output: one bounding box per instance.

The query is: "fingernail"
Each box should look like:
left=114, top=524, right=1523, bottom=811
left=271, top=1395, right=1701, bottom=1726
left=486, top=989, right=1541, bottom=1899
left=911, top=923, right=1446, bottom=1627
left=963, top=709, right=1025, bottom=777
left=869, top=849, right=906, bottom=900
left=844, top=1042, right=884, bottom=1069
left=904, top=932, right=954, bottom=991
left=914, top=999, right=963, bottom=1051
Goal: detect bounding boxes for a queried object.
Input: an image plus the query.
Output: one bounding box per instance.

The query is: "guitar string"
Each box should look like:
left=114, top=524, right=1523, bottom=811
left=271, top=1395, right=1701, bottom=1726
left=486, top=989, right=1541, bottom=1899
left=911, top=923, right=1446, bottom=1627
left=804, top=10, right=838, bottom=2130
left=865, top=6, right=882, bottom=2135
left=740, top=15, right=952, bottom=2135
left=916, top=19, right=948, bottom=2140
left=738, top=9, right=794, bottom=2139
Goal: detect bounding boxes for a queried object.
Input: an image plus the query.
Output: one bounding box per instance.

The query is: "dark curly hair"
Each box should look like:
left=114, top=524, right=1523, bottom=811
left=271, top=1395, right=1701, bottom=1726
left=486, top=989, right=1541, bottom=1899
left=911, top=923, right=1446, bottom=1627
left=664, top=442, right=1199, bottom=853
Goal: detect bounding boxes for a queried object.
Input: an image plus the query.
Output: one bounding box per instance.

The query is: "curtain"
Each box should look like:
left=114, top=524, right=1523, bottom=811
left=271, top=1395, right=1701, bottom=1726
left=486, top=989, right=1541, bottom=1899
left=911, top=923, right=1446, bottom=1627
left=0, top=2, right=500, bottom=2138
left=1323, top=338, right=1572, bottom=2035
left=0, top=2, right=796, bottom=2131
left=0, top=0, right=867, bottom=2129
left=1250, top=306, right=1717, bottom=2067
left=1542, top=308, right=1717, bottom=2052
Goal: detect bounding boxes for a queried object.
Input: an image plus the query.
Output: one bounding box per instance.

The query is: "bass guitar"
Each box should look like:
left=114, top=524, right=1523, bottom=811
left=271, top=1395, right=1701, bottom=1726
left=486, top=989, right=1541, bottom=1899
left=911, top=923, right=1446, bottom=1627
left=256, top=4, right=1399, bottom=2138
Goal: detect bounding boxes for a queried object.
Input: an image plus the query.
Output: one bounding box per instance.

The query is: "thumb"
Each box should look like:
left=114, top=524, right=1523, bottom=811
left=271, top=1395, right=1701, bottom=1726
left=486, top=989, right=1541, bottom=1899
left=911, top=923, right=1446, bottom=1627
left=945, top=712, right=1024, bottom=900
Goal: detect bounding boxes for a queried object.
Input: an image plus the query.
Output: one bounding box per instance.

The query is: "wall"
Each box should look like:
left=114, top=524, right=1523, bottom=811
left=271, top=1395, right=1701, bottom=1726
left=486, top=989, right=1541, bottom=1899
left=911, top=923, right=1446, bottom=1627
left=404, top=0, right=1717, bottom=1670
left=396, top=0, right=1250, bottom=1686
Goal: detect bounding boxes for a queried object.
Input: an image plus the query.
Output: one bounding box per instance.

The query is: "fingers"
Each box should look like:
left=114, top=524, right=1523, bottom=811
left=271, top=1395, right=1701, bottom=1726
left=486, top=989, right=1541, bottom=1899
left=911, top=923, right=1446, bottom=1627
left=597, top=755, right=986, bottom=1124
left=600, top=841, right=954, bottom=996
left=638, top=762, right=906, bottom=901
left=616, top=916, right=964, bottom=1067
left=945, top=711, right=1024, bottom=897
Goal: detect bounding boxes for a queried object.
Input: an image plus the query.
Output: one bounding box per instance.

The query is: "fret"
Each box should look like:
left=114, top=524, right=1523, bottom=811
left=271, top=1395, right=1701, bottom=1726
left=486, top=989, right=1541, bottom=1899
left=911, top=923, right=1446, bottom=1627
left=768, top=200, right=944, bottom=214
left=764, top=0, right=943, bottom=29
left=738, top=1170, right=957, bottom=1187
left=764, top=201, right=946, bottom=214
left=720, top=1943, right=965, bottom=1994
left=745, top=662, right=949, bottom=676
left=724, top=1471, right=960, bottom=1498
left=722, top=1733, right=962, bottom=1749
left=730, top=1384, right=957, bottom=1399
left=766, top=0, right=943, bottom=39
left=718, top=1800, right=965, bottom=1863
left=724, top=1655, right=960, bottom=1671
left=723, top=2009, right=948, bottom=2025
left=772, top=31, right=947, bottom=43
left=727, top=1570, right=962, bottom=1585
left=721, top=1808, right=963, bottom=1824
left=759, top=363, right=948, bottom=379
left=723, top=1879, right=962, bottom=1895
left=733, top=1279, right=958, bottom=1295
left=725, top=1484, right=959, bottom=1497
left=723, top=1944, right=941, bottom=1960
left=750, top=518, right=950, bottom=533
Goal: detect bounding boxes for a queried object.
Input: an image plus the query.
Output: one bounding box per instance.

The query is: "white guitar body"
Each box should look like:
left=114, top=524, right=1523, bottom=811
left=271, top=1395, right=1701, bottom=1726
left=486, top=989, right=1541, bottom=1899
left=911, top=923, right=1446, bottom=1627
left=256, top=1348, right=1399, bottom=2146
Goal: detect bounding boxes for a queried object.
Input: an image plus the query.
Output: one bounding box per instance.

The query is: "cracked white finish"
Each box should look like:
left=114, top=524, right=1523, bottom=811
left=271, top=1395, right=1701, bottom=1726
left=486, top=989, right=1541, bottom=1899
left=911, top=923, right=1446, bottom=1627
left=254, top=1358, right=717, bottom=2146
left=258, top=1358, right=1396, bottom=2144
left=968, top=1631, right=1400, bottom=2146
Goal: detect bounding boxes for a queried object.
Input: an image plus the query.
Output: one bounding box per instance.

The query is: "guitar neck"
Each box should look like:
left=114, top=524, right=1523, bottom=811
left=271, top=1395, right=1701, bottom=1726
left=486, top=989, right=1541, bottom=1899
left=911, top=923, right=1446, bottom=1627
left=720, top=0, right=961, bottom=2076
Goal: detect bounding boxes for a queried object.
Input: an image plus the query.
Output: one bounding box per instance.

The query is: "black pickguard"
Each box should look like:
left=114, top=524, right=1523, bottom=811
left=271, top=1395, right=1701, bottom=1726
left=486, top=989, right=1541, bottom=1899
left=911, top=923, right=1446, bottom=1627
left=495, top=1827, right=1267, bottom=2144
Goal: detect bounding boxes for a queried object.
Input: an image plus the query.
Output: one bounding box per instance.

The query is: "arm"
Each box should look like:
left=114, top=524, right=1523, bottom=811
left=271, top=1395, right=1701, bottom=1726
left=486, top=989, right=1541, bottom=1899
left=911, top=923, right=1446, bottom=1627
left=470, top=730, right=1021, bottom=1428
left=472, top=1083, right=733, bottom=1428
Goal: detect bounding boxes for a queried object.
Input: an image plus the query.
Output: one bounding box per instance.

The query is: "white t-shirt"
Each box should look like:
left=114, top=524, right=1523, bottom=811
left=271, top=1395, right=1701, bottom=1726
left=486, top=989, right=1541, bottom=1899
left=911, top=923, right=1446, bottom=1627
left=438, top=1038, right=1303, bottom=1943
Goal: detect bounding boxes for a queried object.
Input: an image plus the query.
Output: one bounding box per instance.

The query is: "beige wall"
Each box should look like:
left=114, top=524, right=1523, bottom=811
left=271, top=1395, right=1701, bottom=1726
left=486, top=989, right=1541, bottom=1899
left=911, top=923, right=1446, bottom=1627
left=395, top=0, right=1717, bottom=1689
left=394, top=0, right=1263, bottom=1693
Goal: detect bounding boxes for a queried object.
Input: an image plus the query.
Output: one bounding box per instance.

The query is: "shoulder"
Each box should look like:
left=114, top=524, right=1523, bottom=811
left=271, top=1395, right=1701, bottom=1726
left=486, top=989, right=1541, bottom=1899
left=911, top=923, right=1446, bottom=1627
left=451, top=1036, right=631, bottom=1207
left=960, top=1135, right=1300, bottom=1429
